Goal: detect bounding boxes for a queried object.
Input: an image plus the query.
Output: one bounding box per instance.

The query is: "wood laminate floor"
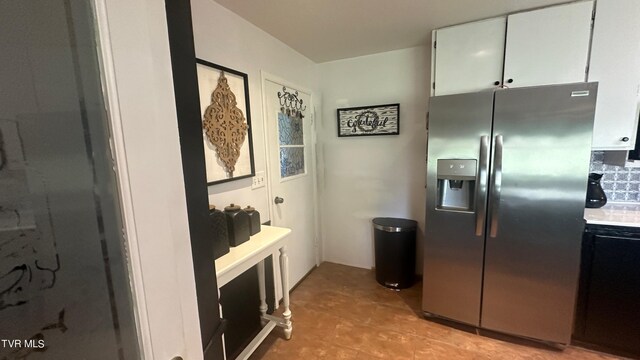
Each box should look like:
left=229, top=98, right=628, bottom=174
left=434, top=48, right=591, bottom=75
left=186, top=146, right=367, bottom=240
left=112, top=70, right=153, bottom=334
left=250, top=262, right=624, bottom=360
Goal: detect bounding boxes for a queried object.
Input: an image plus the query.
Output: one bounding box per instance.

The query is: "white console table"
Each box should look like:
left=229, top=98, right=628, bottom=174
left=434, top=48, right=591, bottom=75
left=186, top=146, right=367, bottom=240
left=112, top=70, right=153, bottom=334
left=215, top=225, right=293, bottom=360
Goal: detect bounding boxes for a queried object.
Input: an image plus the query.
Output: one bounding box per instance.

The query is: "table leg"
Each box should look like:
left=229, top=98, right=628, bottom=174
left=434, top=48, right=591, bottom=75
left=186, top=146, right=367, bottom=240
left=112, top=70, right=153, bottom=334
left=257, top=259, right=268, bottom=326
left=279, top=246, right=292, bottom=340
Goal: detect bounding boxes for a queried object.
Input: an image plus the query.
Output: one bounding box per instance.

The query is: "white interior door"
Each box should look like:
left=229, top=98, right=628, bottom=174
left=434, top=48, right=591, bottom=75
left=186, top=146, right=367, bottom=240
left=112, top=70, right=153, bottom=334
left=503, top=1, right=593, bottom=88
left=263, top=75, right=318, bottom=290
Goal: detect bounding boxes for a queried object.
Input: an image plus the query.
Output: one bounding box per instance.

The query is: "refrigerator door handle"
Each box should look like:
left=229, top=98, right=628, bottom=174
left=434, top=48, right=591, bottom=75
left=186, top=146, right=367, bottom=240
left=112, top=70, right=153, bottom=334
left=475, top=135, right=489, bottom=236
left=489, top=134, right=503, bottom=238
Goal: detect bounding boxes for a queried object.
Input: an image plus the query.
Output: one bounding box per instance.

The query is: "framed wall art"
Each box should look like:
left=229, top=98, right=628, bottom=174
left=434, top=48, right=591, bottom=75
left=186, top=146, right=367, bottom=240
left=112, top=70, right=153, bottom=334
left=337, top=103, right=400, bottom=137
left=196, top=59, right=255, bottom=185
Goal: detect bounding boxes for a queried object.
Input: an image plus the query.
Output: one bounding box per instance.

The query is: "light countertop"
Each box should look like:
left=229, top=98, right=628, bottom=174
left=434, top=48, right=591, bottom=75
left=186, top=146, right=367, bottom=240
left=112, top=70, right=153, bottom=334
left=584, top=202, right=640, bottom=227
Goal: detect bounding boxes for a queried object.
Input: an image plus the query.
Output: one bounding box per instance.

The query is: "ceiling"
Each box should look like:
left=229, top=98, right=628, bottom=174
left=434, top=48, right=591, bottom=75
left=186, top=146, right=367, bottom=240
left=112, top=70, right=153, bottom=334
left=214, top=0, right=573, bottom=63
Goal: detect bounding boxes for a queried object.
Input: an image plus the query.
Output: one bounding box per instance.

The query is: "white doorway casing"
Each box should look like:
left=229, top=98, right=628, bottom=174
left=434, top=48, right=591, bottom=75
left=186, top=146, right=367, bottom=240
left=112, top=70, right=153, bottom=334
left=93, top=0, right=203, bottom=358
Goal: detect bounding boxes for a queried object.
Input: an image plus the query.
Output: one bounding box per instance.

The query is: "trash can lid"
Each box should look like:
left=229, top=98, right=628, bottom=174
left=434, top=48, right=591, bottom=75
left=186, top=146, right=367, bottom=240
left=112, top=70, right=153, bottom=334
left=372, top=217, right=417, bottom=232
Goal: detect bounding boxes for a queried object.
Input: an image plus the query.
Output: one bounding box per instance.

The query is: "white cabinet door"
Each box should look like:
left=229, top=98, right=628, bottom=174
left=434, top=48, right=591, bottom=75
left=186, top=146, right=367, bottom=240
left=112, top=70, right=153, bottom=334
left=589, top=0, right=640, bottom=150
left=433, top=17, right=506, bottom=96
left=503, top=1, right=593, bottom=88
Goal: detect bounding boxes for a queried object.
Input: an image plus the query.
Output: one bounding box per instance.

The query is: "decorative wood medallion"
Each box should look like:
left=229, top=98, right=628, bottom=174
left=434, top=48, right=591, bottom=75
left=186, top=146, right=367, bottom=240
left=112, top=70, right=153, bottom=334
left=203, top=72, right=248, bottom=176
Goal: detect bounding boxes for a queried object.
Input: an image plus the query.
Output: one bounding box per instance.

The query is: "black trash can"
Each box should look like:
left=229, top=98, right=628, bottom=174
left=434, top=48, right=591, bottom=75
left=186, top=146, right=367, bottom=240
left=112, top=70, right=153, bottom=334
left=372, top=217, right=417, bottom=290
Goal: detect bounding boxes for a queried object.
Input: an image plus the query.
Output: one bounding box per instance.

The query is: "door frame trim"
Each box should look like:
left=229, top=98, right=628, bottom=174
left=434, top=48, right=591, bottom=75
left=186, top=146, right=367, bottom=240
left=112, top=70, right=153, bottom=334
left=92, top=0, right=152, bottom=357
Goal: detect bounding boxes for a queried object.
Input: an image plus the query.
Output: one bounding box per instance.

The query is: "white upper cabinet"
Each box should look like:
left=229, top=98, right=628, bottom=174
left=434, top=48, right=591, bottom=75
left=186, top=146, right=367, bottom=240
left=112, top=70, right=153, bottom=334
left=433, top=18, right=506, bottom=96
left=503, top=1, right=593, bottom=88
left=430, top=0, right=640, bottom=150
left=589, top=0, right=640, bottom=150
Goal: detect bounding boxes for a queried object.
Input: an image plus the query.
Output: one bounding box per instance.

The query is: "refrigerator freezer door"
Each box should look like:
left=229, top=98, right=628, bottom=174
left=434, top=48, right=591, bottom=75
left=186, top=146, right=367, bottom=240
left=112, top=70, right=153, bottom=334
left=481, top=82, right=597, bottom=344
left=423, top=91, right=494, bottom=325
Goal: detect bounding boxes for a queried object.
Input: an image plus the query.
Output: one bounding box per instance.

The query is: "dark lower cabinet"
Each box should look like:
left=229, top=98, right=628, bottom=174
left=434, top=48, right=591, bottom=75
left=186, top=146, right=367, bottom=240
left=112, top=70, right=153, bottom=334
left=574, top=224, right=640, bottom=357
left=220, top=252, right=276, bottom=359
left=220, top=266, right=261, bottom=359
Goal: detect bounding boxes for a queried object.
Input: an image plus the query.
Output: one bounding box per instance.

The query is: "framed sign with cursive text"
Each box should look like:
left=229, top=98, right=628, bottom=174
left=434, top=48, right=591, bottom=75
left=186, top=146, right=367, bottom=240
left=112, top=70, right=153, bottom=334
left=337, top=103, right=400, bottom=137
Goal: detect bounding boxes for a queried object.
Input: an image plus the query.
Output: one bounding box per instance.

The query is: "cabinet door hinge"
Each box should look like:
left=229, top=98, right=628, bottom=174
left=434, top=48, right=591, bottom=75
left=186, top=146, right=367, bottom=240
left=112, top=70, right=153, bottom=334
left=432, top=82, right=435, bottom=90
left=433, top=41, right=437, bottom=49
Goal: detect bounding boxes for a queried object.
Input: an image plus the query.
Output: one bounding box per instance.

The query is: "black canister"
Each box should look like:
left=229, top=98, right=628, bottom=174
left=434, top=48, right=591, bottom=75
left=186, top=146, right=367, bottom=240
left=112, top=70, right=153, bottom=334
left=586, top=173, right=607, bottom=208
left=245, top=206, right=261, bottom=235
left=224, top=203, right=250, bottom=246
left=209, top=205, right=230, bottom=259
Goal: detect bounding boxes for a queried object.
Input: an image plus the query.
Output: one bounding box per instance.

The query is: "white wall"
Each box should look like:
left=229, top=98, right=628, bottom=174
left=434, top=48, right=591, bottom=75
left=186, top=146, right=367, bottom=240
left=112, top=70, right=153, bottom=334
left=190, top=0, right=320, bottom=220
left=318, top=47, right=430, bottom=272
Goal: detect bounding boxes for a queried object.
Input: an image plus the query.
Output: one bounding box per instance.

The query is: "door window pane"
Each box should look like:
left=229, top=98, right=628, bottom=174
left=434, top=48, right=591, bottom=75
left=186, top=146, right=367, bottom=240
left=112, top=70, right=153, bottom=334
left=277, top=110, right=305, bottom=179
left=278, top=112, right=303, bottom=145
left=279, top=147, right=305, bottom=178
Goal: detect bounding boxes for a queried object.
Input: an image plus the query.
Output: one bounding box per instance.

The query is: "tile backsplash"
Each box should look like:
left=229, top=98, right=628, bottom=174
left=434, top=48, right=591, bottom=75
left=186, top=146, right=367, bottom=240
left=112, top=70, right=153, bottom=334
left=590, top=151, right=640, bottom=202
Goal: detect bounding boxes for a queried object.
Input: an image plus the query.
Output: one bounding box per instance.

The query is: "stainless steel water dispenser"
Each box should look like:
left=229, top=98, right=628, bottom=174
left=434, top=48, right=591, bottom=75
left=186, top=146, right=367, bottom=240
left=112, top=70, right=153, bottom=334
left=436, top=159, right=477, bottom=212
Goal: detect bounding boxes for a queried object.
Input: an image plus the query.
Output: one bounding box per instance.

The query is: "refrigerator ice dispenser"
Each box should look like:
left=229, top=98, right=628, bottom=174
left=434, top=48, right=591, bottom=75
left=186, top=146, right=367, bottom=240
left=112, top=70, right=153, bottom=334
left=436, top=159, right=477, bottom=212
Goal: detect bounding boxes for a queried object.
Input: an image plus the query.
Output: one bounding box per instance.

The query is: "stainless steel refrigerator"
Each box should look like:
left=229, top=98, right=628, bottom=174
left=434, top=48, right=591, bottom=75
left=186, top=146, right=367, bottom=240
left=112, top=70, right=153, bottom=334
left=422, top=82, right=598, bottom=345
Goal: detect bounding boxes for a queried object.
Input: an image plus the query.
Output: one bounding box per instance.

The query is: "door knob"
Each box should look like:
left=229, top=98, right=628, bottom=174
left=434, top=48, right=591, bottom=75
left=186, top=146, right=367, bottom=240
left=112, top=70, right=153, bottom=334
left=274, top=196, right=284, bottom=204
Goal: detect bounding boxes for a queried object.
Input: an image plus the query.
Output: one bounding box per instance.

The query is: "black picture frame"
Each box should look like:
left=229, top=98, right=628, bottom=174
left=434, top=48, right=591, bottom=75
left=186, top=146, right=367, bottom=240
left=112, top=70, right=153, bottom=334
left=337, top=103, right=400, bottom=137
left=195, top=58, right=255, bottom=185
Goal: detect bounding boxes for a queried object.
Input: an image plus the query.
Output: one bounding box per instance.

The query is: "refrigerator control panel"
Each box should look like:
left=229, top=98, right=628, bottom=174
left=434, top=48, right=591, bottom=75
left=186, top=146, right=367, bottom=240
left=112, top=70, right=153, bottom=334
left=436, top=159, right=477, bottom=179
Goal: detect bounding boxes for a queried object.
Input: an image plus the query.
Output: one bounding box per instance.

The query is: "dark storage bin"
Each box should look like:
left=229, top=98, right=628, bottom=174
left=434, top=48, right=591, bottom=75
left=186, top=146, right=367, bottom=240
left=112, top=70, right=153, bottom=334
left=372, top=217, right=417, bottom=290
left=224, top=204, right=250, bottom=247
left=209, top=205, right=230, bottom=260
left=245, top=206, right=261, bottom=235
